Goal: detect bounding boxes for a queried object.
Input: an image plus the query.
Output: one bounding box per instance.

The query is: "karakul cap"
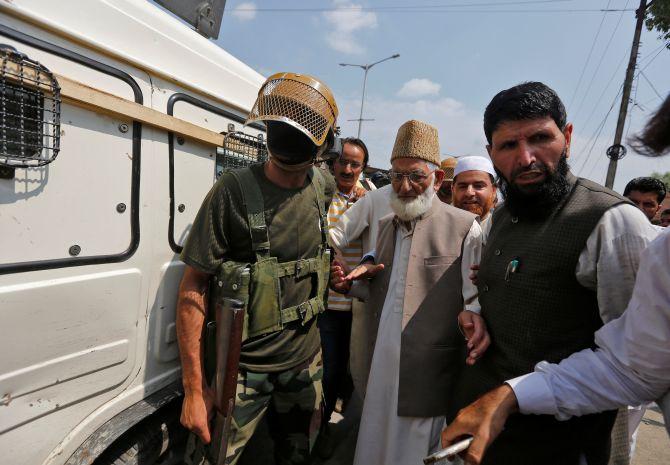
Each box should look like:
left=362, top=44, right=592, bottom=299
left=390, top=120, right=441, bottom=166
left=440, top=156, right=458, bottom=181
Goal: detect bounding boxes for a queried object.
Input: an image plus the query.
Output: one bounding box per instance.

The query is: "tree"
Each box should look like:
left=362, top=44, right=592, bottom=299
left=645, top=0, right=670, bottom=48
left=651, top=170, right=670, bottom=188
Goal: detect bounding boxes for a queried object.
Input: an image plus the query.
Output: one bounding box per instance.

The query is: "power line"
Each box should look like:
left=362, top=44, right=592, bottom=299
left=567, top=0, right=613, bottom=112
left=573, top=83, right=623, bottom=174
left=243, top=0, right=574, bottom=10
left=576, top=47, right=629, bottom=134
left=639, top=70, right=664, bottom=100
left=572, top=0, right=630, bottom=122
left=574, top=40, right=667, bottom=176
left=237, top=4, right=635, bottom=14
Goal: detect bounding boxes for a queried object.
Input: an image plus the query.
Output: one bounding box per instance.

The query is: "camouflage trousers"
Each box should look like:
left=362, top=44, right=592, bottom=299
left=185, top=351, right=323, bottom=465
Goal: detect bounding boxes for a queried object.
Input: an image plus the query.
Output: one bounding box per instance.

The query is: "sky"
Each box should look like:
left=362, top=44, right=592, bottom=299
left=207, top=0, right=669, bottom=193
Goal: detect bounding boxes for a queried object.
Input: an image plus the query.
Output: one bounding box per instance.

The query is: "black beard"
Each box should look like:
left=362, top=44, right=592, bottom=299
left=497, top=153, right=572, bottom=220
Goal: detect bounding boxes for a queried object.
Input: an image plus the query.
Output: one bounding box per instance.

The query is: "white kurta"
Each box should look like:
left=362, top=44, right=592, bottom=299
left=353, top=221, right=444, bottom=465
left=353, top=220, right=479, bottom=465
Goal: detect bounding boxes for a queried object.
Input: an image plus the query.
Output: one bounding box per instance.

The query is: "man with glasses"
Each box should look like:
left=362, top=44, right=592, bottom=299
left=316, top=138, right=368, bottom=457
left=330, top=120, right=488, bottom=465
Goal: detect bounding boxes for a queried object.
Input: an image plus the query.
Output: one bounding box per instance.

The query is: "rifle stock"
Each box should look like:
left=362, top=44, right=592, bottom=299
left=210, top=296, right=246, bottom=465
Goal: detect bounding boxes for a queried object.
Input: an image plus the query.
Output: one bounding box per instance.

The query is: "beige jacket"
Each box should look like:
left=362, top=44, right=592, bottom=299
left=356, top=200, right=477, bottom=416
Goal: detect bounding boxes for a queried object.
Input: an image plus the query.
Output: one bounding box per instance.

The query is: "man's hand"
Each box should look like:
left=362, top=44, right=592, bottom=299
left=330, top=260, right=385, bottom=294
left=330, top=260, right=352, bottom=294
left=440, top=385, right=519, bottom=465
left=458, top=310, right=491, bottom=365
left=344, top=261, right=384, bottom=281
left=180, top=386, right=215, bottom=444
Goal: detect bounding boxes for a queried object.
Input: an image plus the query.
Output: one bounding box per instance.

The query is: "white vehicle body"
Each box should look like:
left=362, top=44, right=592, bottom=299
left=0, top=1, right=265, bottom=463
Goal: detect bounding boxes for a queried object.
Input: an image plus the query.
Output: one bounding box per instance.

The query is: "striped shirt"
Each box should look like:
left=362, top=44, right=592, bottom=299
left=328, top=191, right=363, bottom=311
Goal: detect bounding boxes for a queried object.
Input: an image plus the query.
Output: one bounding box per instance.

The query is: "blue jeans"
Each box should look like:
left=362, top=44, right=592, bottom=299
left=318, top=310, right=354, bottom=422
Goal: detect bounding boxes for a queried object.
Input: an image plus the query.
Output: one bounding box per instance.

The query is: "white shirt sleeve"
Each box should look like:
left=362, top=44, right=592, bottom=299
left=329, top=189, right=373, bottom=250
left=462, top=220, right=483, bottom=314
left=508, top=231, right=670, bottom=423
left=575, top=203, right=659, bottom=323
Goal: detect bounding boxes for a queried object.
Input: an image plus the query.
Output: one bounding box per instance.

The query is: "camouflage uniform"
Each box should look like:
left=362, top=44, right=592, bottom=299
left=185, top=352, right=323, bottom=465
left=181, top=164, right=335, bottom=465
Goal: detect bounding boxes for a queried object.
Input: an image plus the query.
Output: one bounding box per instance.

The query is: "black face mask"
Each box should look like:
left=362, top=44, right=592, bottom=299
left=266, top=120, right=319, bottom=165
left=497, top=151, right=572, bottom=220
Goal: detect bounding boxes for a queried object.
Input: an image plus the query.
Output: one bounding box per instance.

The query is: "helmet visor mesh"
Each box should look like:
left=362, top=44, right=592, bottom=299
left=248, top=77, right=336, bottom=146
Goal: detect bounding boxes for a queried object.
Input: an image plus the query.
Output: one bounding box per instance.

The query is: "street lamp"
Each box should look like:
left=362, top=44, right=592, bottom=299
left=340, top=53, right=400, bottom=138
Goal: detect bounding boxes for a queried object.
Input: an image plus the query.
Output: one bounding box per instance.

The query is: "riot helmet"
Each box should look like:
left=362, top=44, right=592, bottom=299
left=246, top=72, right=339, bottom=169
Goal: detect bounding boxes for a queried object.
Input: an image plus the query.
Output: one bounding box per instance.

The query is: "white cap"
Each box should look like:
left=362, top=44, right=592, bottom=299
left=454, top=156, right=496, bottom=179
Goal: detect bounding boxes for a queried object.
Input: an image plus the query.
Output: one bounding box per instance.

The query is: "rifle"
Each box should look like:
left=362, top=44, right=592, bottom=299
left=209, top=296, right=246, bottom=465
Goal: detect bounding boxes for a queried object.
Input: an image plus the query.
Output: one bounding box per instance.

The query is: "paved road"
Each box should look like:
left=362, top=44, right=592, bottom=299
left=179, top=395, right=667, bottom=465
left=632, top=405, right=669, bottom=465
left=234, top=401, right=668, bottom=465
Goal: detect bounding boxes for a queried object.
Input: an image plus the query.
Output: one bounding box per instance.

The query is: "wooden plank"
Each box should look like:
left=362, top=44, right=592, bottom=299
left=3, top=58, right=229, bottom=147
left=57, top=74, right=226, bottom=146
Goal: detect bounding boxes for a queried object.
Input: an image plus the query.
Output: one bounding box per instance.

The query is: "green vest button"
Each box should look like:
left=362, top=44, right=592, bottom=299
left=494, top=249, right=501, bottom=256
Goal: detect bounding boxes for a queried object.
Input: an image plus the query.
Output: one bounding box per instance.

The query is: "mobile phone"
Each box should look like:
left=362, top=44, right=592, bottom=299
left=423, top=436, right=474, bottom=464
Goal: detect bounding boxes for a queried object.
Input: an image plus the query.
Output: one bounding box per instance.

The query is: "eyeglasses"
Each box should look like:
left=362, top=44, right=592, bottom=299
left=336, top=158, right=363, bottom=170
left=389, top=169, right=432, bottom=184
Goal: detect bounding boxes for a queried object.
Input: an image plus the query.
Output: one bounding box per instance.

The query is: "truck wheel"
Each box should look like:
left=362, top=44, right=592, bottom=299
left=93, top=404, right=187, bottom=465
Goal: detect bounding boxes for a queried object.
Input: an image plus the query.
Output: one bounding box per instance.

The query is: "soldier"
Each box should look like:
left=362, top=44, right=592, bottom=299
left=176, top=72, right=338, bottom=465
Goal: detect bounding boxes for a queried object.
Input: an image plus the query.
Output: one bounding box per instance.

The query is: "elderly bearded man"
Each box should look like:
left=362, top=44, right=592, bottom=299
left=447, top=82, right=658, bottom=465
left=452, top=156, right=498, bottom=222
left=331, top=120, right=489, bottom=465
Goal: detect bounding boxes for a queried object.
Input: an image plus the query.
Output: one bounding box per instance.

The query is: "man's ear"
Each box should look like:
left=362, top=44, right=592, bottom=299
left=563, top=123, right=574, bottom=158
left=433, top=168, right=445, bottom=191
left=486, top=144, right=492, bottom=156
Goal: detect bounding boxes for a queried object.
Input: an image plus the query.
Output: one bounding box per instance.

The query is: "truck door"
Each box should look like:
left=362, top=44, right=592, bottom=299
left=0, top=23, right=151, bottom=464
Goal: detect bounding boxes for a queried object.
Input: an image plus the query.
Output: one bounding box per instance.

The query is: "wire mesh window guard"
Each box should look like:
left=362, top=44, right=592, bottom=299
left=1, top=45, right=61, bottom=167
left=216, top=131, right=267, bottom=177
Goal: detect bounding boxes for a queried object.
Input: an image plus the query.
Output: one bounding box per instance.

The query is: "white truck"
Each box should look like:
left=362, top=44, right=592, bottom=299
left=0, top=1, right=266, bottom=463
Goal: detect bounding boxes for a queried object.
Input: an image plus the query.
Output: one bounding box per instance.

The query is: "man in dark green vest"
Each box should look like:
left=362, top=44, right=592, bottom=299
left=448, top=82, right=658, bottom=465
left=177, top=73, right=338, bottom=465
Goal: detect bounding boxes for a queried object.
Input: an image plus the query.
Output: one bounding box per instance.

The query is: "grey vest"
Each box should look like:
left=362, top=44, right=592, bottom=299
left=452, top=174, right=628, bottom=465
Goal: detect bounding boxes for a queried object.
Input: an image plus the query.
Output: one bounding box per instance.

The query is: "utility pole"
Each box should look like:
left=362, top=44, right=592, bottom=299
left=340, top=53, right=400, bottom=138
left=605, top=0, right=648, bottom=189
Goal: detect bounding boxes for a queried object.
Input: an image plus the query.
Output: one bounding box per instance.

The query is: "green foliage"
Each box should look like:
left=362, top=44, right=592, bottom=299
left=645, top=0, right=670, bottom=48
left=651, top=170, right=670, bottom=188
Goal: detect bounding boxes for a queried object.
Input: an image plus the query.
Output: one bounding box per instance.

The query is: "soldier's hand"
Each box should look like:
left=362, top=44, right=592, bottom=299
left=345, top=262, right=384, bottom=281
left=330, top=261, right=352, bottom=294
left=458, top=310, right=491, bottom=365
left=440, top=385, right=518, bottom=464
left=181, top=387, right=215, bottom=444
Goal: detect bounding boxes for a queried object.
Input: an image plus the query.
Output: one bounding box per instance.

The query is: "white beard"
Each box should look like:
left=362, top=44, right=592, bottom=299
left=389, top=177, right=436, bottom=221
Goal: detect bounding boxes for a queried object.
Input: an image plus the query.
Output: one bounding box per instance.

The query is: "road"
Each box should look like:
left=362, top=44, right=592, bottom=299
left=234, top=398, right=668, bottom=465
left=632, top=405, right=670, bottom=465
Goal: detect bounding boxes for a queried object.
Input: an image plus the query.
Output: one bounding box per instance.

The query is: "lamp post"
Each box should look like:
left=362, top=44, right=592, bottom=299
left=340, top=53, right=400, bottom=138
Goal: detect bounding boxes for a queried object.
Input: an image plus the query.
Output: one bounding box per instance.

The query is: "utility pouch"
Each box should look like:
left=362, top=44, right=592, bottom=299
left=246, top=256, right=282, bottom=338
